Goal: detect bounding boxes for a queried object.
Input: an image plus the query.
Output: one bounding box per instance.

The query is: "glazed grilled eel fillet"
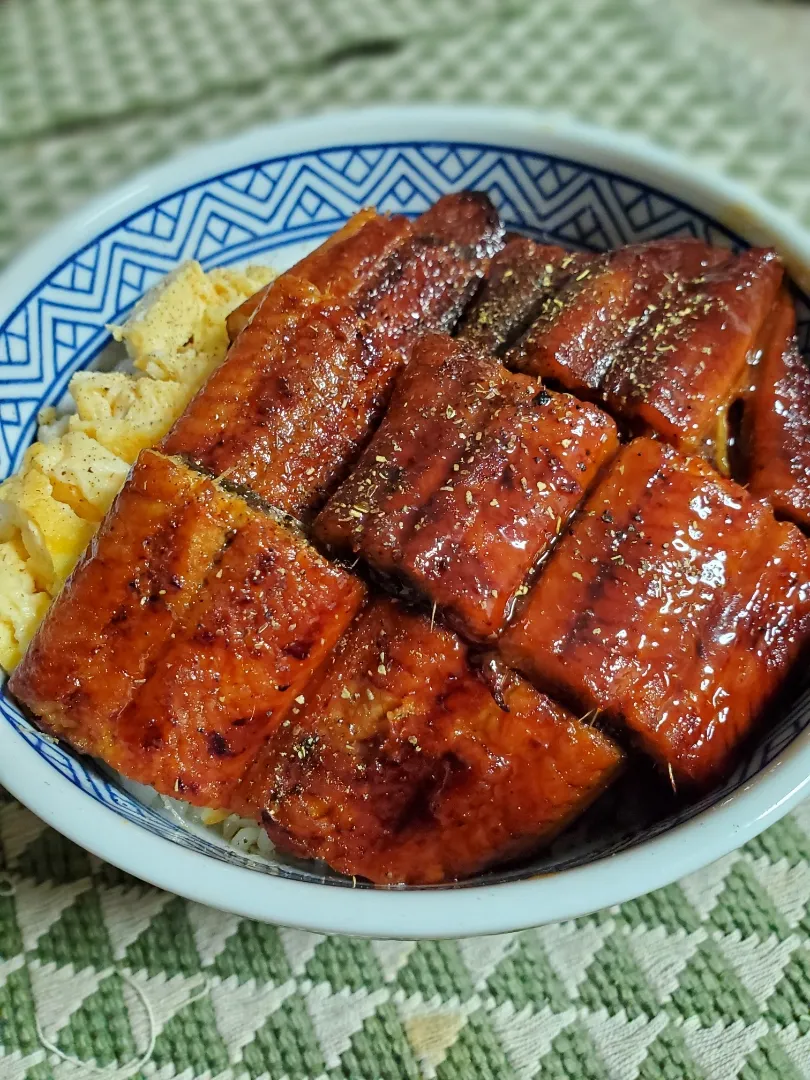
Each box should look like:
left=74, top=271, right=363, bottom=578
left=162, top=193, right=504, bottom=519
left=235, top=599, right=623, bottom=885
left=10, top=451, right=365, bottom=807
left=316, top=334, right=508, bottom=570
left=746, top=290, right=810, bottom=530
left=315, top=333, right=618, bottom=641
left=501, top=438, right=810, bottom=786
left=505, top=241, right=720, bottom=389
left=504, top=240, right=782, bottom=457
left=225, top=207, right=383, bottom=341
left=457, top=236, right=568, bottom=354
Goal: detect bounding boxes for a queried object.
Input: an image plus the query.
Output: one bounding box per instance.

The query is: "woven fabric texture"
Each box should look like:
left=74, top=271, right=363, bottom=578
left=1, top=1, right=810, bottom=1077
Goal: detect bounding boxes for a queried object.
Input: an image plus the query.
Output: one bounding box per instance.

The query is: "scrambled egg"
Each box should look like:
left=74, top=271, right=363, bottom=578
left=0, top=260, right=274, bottom=672
left=111, top=262, right=274, bottom=391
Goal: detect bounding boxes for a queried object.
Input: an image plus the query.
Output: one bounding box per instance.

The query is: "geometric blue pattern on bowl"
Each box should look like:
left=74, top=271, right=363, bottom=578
left=3, top=140, right=809, bottom=887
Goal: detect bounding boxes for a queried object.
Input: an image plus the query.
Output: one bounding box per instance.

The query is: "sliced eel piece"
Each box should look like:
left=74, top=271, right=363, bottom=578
left=10, top=450, right=365, bottom=807
left=457, top=236, right=567, bottom=354
left=226, top=192, right=502, bottom=347
left=162, top=272, right=322, bottom=478
left=399, top=382, right=619, bottom=641
left=235, top=598, right=623, bottom=885
left=313, top=333, right=509, bottom=569
left=506, top=239, right=727, bottom=394
left=746, top=290, right=810, bottom=529
left=603, top=247, right=783, bottom=452
left=113, top=514, right=364, bottom=807
left=166, top=283, right=392, bottom=518
left=225, top=208, right=386, bottom=340
left=162, top=193, right=503, bottom=519
left=501, top=438, right=810, bottom=786
left=10, top=451, right=238, bottom=744
left=354, top=190, right=505, bottom=356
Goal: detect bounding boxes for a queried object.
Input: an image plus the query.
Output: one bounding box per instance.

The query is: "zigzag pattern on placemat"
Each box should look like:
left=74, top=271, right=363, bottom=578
left=0, top=786, right=809, bottom=1080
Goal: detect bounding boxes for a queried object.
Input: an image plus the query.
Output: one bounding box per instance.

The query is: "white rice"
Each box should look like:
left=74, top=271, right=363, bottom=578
left=112, top=773, right=276, bottom=862
left=162, top=797, right=276, bottom=861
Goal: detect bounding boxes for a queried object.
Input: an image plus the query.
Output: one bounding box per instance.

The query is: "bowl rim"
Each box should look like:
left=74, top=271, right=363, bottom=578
left=2, top=103, right=810, bottom=939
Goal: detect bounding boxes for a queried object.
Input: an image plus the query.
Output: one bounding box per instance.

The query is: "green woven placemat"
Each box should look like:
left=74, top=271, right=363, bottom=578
left=1, top=1, right=810, bottom=1077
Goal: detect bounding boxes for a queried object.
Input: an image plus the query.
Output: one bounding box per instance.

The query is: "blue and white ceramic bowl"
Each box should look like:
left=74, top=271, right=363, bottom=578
left=1, top=107, right=809, bottom=938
